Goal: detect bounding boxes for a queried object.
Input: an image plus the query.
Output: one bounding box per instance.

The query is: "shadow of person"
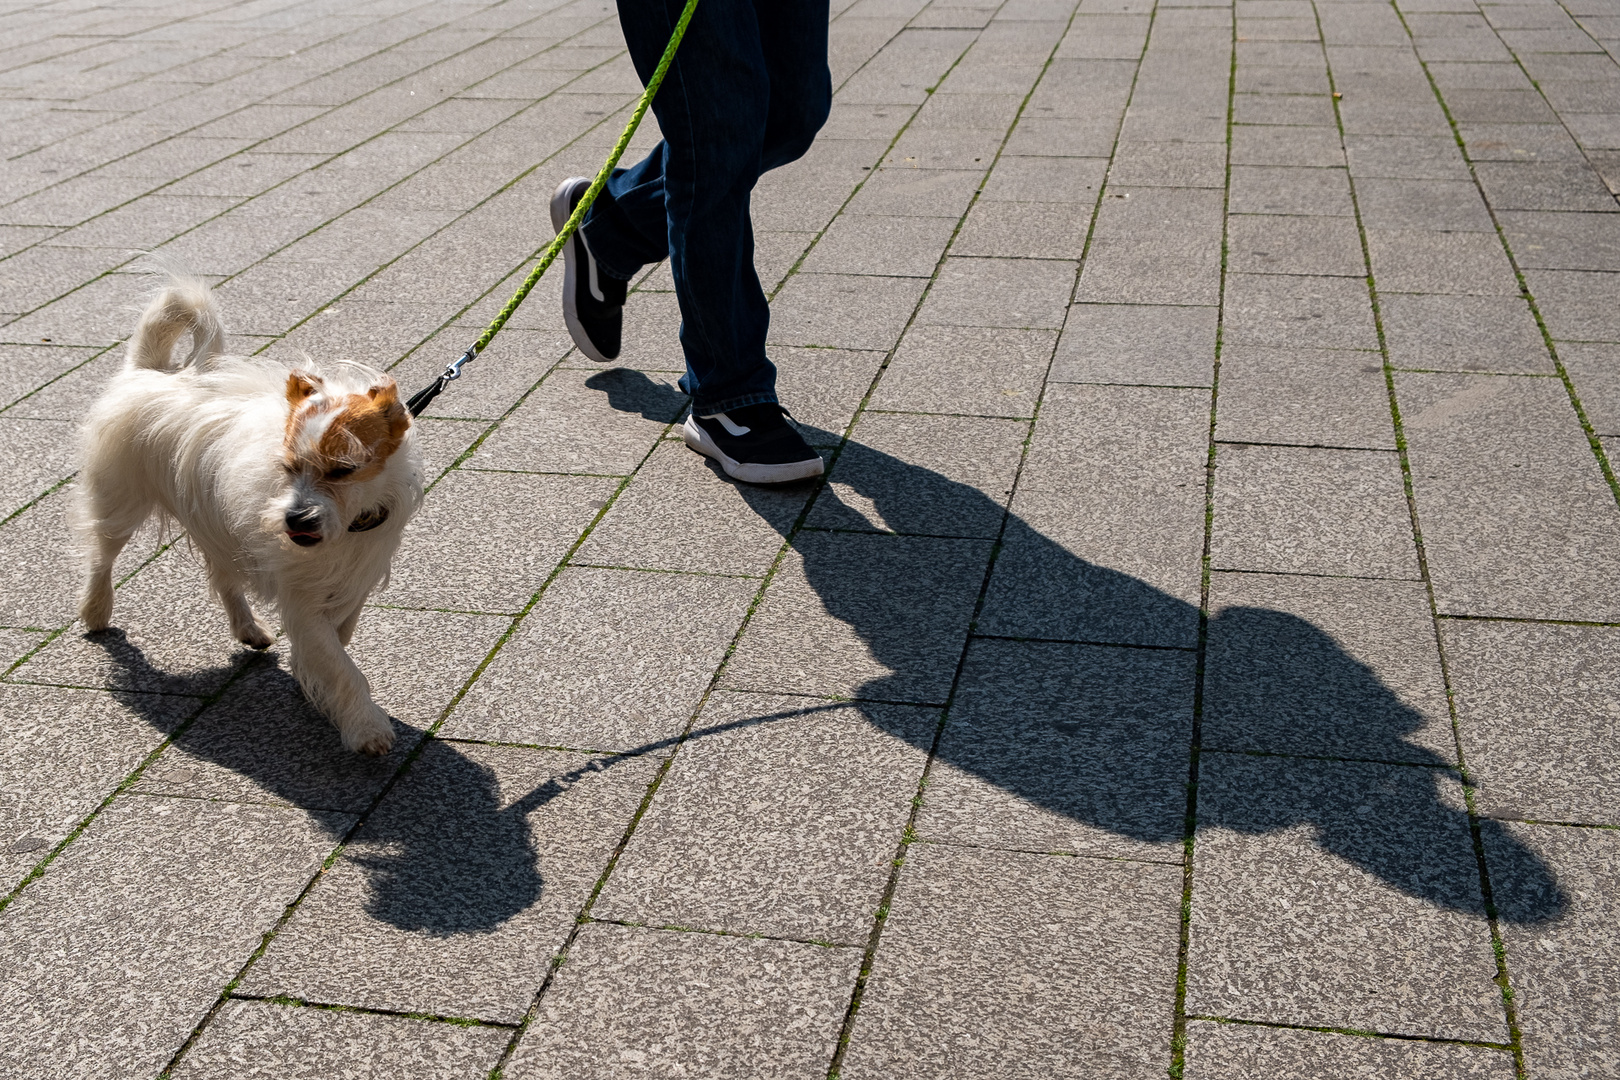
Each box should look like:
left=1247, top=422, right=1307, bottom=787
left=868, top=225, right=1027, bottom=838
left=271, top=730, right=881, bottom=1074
left=91, top=635, right=547, bottom=934
left=584, top=367, right=689, bottom=421
left=590, top=368, right=1564, bottom=925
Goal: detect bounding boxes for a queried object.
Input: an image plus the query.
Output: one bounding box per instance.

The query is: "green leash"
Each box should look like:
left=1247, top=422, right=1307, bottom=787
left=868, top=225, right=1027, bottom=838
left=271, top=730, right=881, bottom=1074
left=406, top=0, right=701, bottom=417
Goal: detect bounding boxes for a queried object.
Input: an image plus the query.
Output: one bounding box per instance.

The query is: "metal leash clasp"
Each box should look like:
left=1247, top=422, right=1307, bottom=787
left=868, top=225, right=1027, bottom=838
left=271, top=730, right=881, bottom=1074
left=442, top=345, right=479, bottom=382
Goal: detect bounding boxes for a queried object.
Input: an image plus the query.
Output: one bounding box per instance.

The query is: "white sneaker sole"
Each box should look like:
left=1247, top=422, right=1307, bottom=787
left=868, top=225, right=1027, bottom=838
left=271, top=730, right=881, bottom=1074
left=550, top=177, right=613, bottom=364
left=681, top=415, right=826, bottom=485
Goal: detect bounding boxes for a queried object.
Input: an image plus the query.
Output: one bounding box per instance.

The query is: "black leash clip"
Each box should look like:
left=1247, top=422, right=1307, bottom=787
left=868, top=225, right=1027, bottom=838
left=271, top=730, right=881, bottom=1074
left=405, top=344, right=479, bottom=418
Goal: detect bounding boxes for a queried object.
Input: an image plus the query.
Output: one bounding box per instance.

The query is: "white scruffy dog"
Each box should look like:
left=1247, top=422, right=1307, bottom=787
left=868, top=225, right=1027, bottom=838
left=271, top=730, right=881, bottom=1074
left=74, top=275, right=424, bottom=755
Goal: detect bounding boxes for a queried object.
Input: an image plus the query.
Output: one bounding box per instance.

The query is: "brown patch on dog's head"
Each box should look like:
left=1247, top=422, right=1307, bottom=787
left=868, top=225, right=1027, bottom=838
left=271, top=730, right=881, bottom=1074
left=283, top=371, right=324, bottom=450
left=286, top=370, right=322, bottom=407
left=283, top=372, right=411, bottom=482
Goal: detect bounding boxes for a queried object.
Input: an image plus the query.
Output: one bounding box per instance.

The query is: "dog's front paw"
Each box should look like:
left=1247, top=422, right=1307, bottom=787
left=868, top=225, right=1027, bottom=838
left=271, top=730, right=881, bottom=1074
left=340, top=708, right=396, bottom=756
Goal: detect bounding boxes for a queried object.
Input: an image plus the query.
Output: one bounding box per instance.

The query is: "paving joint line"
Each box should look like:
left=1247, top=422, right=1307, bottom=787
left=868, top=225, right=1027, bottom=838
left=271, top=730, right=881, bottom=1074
left=795, top=524, right=999, bottom=542
left=0, top=340, right=121, bottom=420
left=908, top=835, right=1186, bottom=866
left=968, top=632, right=1197, bottom=651
left=1203, top=745, right=1464, bottom=770
left=1382, top=367, right=1560, bottom=378
left=1209, top=564, right=1425, bottom=583
left=1213, top=438, right=1400, bottom=451
left=1, top=534, right=179, bottom=682
left=225, top=990, right=518, bottom=1030
left=582, top=916, right=858, bottom=951
left=1481, top=814, right=1620, bottom=830
left=1168, top=5, right=1233, bottom=1074
left=1434, top=611, right=1620, bottom=627
left=1185, top=1012, right=1516, bottom=1050
left=0, top=472, right=74, bottom=532
left=1329, top=5, right=1527, bottom=1072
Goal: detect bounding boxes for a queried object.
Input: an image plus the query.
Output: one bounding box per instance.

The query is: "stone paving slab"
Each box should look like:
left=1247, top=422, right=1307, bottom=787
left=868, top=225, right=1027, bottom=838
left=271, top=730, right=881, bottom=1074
left=3, top=0, right=1620, bottom=1074
left=0, top=683, right=192, bottom=893
left=869, top=323, right=1054, bottom=415
left=980, top=383, right=1207, bottom=646
left=386, top=470, right=617, bottom=614
left=920, top=637, right=1192, bottom=859
left=444, top=565, right=756, bottom=750
left=808, top=411, right=1027, bottom=537
left=1442, top=619, right=1620, bottom=824
left=1189, top=754, right=1506, bottom=1041
left=129, top=660, right=427, bottom=814
left=1183, top=1021, right=1518, bottom=1079
left=594, top=692, right=932, bottom=944
left=1204, top=571, right=1456, bottom=763
left=1398, top=371, right=1620, bottom=621
left=506, top=923, right=859, bottom=1080
left=243, top=741, right=655, bottom=1022
left=1486, top=821, right=1620, bottom=1077
left=841, top=843, right=1182, bottom=1079
left=720, top=531, right=992, bottom=703
left=0, top=795, right=348, bottom=1080
left=12, top=547, right=255, bottom=695
left=1214, top=344, right=1394, bottom=448
left=1211, top=443, right=1419, bottom=578
left=1053, top=302, right=1217, bottom=386
left=574, top=439, right=809, bottom=574
left=171, top=999, right=509, bottom=1080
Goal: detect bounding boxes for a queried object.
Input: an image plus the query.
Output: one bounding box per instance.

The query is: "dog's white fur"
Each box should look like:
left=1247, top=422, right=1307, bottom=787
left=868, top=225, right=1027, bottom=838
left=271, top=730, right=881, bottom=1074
left=73, top=275, right=424, bottom=754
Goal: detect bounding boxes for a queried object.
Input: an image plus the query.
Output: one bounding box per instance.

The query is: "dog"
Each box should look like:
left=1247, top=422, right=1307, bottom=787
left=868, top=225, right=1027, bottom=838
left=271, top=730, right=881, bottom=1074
left=73, top=274, right=424, bottom=755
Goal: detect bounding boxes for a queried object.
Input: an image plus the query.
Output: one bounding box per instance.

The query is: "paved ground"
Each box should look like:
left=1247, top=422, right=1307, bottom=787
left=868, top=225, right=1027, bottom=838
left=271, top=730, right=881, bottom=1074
left=1, top=0, right=1618, bottom=1076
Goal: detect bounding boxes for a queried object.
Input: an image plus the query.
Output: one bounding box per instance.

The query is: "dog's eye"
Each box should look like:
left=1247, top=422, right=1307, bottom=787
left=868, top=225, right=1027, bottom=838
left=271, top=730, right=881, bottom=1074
left=325, top=465, right=356, bottom=480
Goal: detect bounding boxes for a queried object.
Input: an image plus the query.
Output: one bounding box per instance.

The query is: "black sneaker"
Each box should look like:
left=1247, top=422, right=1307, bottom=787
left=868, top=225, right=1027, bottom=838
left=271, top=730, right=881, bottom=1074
left=682, top=403, right=826, bottom=484
left=551, top=176, right=626, bottom=362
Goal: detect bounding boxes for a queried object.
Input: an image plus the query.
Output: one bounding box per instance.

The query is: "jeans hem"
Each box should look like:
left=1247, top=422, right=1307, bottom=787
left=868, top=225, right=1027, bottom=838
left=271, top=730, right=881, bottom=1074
left=692, top=391, right=779, bottom=415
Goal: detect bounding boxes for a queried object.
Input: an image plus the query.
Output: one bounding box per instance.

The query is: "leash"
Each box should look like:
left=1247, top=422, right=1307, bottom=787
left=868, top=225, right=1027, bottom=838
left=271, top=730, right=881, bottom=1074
left=405, top=0, right=701, bottom=418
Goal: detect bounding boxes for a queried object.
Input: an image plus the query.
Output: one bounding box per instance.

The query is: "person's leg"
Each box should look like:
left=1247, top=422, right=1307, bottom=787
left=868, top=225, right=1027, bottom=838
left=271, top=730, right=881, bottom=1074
left=569, top=0, right=766, bottom=403
left=757, top=0, right=833, bottom=176
left=584, top=0, right=831, bottom=273
left=577, top=143, right=672, bottom=281
left=580, top=0, right=828, bottom=413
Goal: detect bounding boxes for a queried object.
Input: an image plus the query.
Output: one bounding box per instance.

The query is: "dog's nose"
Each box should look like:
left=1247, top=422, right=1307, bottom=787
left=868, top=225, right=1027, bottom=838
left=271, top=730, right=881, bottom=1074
left=285, top=506, right=323, bottom=546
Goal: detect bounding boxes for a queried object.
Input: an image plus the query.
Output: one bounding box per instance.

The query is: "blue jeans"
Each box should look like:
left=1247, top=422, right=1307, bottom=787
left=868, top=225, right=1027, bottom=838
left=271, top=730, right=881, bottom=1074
left=582, top=0, right=831, bottom=414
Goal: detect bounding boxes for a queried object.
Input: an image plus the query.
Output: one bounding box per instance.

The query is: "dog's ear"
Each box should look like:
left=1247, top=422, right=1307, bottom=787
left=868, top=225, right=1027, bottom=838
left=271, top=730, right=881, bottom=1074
left=368, top=378, right=410, bottom=439
left=286, top=370, right=323, bottom=407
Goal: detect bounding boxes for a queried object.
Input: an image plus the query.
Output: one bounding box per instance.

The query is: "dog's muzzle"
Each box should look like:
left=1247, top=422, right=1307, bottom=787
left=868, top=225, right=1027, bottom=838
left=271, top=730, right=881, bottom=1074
left=285, top=506, right=323, bottom=547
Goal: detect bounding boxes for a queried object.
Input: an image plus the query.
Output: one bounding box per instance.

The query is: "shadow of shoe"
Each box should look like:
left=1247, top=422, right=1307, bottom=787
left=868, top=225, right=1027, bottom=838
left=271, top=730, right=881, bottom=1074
left=584, top=367, right=688, bottom=421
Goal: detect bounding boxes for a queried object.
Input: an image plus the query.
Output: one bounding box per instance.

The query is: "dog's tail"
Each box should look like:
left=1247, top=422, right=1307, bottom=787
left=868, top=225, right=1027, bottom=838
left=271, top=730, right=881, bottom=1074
left=127, top=274, right=226, bottom=372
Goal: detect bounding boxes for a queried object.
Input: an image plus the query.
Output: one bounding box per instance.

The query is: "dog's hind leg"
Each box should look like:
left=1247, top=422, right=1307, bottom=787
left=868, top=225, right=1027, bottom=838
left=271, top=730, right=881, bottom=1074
left=282, top=605, right=394, bottom=756
left=204, top=559, right=273, bottom=649
left=78, top=531, right=128, bottom=631
left=74, top=486, right=152, bottom=632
